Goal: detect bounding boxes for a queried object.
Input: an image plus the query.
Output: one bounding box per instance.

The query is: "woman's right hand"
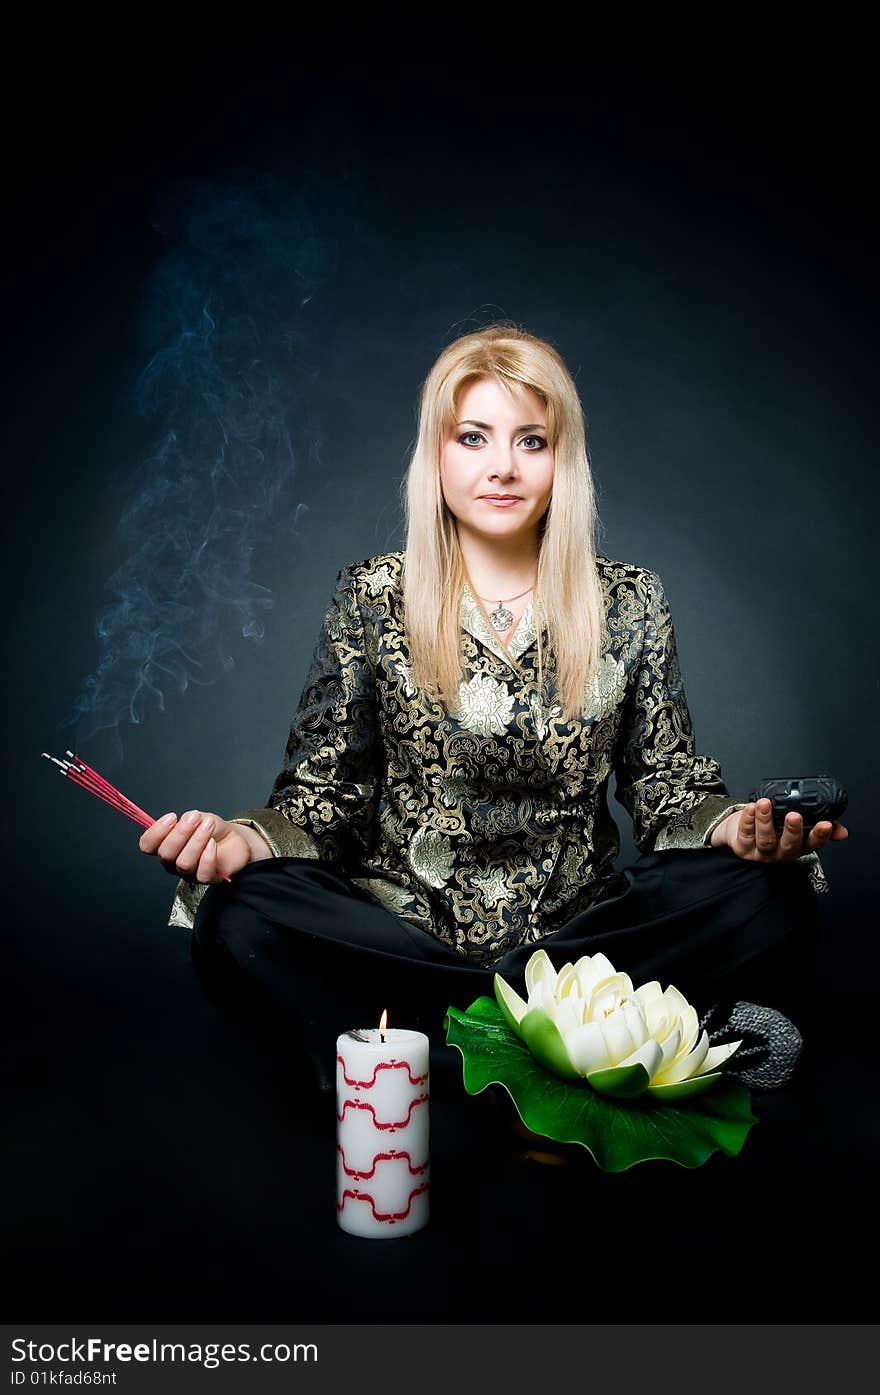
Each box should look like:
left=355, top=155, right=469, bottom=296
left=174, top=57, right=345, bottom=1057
left=138, top=810, right=253, bottom=884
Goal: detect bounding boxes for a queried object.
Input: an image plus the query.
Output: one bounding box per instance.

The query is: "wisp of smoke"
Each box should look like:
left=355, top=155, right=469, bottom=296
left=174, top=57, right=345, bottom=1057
left=58, top=171, right=344, bottom=764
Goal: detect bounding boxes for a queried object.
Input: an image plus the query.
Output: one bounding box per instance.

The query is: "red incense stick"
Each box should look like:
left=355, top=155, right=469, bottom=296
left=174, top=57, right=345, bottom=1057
left=65, top=748, right=153, bottom=823
left=41, top=751, right=232, bottom=884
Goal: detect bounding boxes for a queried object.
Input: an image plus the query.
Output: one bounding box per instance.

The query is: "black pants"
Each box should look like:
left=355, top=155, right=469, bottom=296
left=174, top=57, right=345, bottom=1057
left=190, top=847, right=822, bottom=1073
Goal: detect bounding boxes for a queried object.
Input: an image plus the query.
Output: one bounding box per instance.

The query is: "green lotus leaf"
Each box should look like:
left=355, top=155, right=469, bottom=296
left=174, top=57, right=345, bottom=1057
left=444, top=997, right=756, bottom=1172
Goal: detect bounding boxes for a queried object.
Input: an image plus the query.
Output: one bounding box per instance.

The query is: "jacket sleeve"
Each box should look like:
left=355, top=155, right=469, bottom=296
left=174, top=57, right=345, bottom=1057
left=613, top=568, right=828, bottom=895
left=168, top=563, right=382, bottom=930
left=266, top=562, right=381, bottom=862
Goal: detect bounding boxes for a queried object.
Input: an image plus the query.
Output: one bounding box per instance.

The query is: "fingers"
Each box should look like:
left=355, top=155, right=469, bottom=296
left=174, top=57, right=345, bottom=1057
left=139, top=812, right=178, bottom=853
left=737, top=799, right=779, bottom=855
left=172, top=811, right=217, bottom=878
left=139, top=808, right=217, bottom=879
left=780, top=809, right=838, bottom=853
left=733, top=803, right=755, bottom=851
left=778, top=807, right=810, bottom=856
left=739, top=799, right=842, bottom=859
left=806, top=819, right=838, bottom=853
left=196, top=834, right=218, bottom=883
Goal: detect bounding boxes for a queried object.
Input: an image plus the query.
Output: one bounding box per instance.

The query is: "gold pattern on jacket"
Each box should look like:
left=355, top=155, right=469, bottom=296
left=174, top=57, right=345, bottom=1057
left=169, top=551, right=827, bottom=960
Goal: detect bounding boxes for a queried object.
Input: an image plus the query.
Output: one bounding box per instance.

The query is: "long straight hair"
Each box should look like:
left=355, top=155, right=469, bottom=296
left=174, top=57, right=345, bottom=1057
left=401, top=322, right=607, bottom=722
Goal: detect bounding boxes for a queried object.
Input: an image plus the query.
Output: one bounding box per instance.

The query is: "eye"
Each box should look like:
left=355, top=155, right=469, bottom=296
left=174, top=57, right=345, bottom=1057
left=457, top=432, right=548, bottom=449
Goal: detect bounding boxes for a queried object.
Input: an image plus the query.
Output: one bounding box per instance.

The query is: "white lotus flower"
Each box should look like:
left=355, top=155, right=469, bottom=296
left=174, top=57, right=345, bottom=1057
left=494, top=949, right=742, bottom=1100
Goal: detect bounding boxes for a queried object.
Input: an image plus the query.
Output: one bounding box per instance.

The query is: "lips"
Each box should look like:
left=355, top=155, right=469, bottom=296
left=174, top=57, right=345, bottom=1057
left=481, top=495, right=521, bottom=501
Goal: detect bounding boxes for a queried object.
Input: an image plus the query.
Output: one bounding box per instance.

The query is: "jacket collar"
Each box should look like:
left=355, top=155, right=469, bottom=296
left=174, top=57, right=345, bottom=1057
left=460, top=580, right=541, bottom=669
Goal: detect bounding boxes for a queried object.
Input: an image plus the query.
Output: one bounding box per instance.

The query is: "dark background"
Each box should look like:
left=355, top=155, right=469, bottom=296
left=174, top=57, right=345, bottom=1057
left=3, top=26, right=876, bottom=1322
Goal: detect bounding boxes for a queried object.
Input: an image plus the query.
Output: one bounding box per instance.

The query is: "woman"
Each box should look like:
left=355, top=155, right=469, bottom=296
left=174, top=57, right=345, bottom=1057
left=141, top=324, right=847, bottom=1089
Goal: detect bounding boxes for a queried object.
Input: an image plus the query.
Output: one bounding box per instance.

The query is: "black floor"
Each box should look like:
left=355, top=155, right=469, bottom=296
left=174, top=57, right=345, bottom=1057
left=4, top=905, right=876, bottom=1322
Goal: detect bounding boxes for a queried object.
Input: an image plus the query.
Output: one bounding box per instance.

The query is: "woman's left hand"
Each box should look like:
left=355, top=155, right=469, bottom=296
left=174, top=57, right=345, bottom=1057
left=724, top=797, right=849, bottom=863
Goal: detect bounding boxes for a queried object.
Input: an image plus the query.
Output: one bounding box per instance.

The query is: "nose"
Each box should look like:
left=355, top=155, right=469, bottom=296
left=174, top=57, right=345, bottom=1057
left=488, top=453, right=519, bottom=486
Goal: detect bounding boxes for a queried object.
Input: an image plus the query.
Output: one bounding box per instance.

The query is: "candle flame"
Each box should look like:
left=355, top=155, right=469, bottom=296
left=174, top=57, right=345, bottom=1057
left=379, top=1008, right=388, bottom=1034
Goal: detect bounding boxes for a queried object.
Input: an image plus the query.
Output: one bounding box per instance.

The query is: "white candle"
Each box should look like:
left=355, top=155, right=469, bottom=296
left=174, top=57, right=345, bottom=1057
left=336, top=1020, right=430, bottom=1238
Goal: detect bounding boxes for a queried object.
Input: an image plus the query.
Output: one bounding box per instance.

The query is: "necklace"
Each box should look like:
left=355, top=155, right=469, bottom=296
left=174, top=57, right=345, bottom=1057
left=475, top=583, right=535, bottom=633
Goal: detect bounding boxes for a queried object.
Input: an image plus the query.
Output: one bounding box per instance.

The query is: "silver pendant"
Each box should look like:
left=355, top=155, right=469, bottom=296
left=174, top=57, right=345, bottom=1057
left=489, top=603, right=514, bottom=631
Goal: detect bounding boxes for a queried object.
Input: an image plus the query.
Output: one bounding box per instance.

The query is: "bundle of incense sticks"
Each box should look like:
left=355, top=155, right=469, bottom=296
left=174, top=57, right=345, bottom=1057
left=41, top=750, right=232, bottom=884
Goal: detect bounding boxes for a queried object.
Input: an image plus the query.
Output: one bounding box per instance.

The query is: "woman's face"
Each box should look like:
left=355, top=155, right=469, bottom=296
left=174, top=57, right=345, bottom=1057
left=440, top=378, right=554, bottom=548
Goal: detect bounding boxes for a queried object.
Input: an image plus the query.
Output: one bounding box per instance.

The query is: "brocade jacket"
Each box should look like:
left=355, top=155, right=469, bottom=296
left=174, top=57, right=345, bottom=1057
left=169, top=550, right=827, bottom=963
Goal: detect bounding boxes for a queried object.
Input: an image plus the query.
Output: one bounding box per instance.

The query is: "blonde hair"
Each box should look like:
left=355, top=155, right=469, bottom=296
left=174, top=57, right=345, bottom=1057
left=401, top=321, right=607, bottom=722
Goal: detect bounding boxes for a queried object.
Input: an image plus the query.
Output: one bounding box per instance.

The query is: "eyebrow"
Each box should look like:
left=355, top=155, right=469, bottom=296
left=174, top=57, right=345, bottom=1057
left=456, top=419, right=547, bottom=432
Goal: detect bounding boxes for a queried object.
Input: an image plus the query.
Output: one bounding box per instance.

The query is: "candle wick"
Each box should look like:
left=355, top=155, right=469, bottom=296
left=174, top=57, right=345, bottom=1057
left=380, top=1033, right=385, bottom=1043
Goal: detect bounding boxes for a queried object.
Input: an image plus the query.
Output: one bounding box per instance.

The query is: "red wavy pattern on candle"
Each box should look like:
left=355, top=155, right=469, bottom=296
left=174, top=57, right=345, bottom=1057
left=337, top=1095, right=429, bottom=1129
left=336, top=1054, right=429, bottom=1088
left=336, top=1144, right=428, bottom=1178
left=337, top=1183, right=429, bottom=1223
